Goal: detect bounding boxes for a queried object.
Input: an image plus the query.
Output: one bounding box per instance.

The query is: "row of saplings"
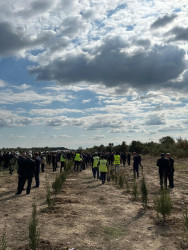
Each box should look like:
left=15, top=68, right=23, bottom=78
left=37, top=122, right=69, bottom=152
left=0, top=160, right=73, bottom=250
left=109, top=168, right=188, bottom=246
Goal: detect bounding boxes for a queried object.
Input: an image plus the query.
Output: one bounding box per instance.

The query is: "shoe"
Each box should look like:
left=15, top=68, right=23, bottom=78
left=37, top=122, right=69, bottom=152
left=33, top=186, right=39, bottom=188
left=15, top=192, right=21, bottom=195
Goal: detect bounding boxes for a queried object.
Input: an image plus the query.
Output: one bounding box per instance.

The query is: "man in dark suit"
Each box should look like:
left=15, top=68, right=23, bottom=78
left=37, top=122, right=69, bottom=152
left=166, top=153, right=175, bottom=188
left=16, top=153, right=35, bottom=195
left=156, top=153, right=169, bottom=189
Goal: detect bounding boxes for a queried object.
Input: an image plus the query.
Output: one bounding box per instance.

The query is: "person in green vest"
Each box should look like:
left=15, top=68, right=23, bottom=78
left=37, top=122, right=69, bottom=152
left=60, top=152, right=66, bottom=172
left=74, top=152, right=82, bottom=172
left=92, top=154, right=100, bottom=180
left=98, top=155, right=108, bottom=185
left=114, top=152, right=121, bottom=176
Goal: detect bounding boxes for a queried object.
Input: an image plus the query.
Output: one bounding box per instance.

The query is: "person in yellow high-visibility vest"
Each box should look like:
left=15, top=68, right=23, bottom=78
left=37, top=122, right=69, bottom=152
left=114, top=152, right=121, bottom=176
left=74, top=152, right=82, bottom=172
left=60, top=152, right=66, bottom=172
left=92, top=155, right=100, bottom=180
left=98, top=155, right=108, bottom=185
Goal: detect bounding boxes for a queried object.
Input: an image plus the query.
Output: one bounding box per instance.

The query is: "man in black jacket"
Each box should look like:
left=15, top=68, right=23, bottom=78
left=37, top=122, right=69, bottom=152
left=16, top=154, right=35, bottom=195
left=16, top=153, right=26, bottom=194
left=156, top=153, right=169, bottom=189
left=166, top=153, right=175, bottom=188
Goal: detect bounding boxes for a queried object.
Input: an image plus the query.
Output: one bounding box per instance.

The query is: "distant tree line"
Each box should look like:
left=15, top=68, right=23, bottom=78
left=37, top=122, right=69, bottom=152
left=85, top=136, right=188, bottom=158
left=1, top=136, right=187, bottom=158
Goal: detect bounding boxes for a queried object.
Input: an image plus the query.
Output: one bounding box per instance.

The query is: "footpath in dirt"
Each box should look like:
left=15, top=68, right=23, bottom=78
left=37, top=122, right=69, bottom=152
left=0, top=160, right=187, bottom=250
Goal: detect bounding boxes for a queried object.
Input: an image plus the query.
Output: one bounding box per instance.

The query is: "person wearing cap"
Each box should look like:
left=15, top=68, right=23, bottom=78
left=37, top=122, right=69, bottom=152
left=166, top=153, right=175, bottom=188
left=156, top=153, right=169, bottom=189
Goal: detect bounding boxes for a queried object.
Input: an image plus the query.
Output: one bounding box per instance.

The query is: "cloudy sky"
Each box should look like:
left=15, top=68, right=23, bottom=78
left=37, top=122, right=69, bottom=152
left=0, top=0, right=188, bottom=149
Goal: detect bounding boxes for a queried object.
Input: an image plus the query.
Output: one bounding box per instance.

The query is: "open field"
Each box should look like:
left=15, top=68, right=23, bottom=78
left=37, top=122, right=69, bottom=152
left=0, top=156, right=188, bottom=250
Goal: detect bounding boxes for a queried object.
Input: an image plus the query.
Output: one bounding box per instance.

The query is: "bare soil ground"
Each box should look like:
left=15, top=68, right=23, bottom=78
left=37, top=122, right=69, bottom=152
left=0, top=156, right=188, bottom=250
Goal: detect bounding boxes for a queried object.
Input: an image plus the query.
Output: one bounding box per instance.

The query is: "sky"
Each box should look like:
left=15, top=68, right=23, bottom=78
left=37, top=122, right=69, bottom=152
left=0, top=0, right=188, bottom=149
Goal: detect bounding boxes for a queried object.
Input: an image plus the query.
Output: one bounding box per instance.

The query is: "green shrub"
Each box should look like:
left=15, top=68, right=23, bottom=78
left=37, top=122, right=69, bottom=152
left=29, top=203, right=40, bottom=250
left=132, top=179, right=139, bottom=200
left=110, top=168, right=115, bottom=181
left=140, top=177, right=148, bottom=208
left=183, top=206, right=188, bottom=231
left=114, top=173, right=118, bottom=184
left=46, top=183, right=54, bottom=210
left=124, top=177, right=129, bottom=191
left=118, top=174, right=124, bottom=189
left=154, top=189, right=173, bottom=222
left=0, top=225, right=7, bottom=250
left=60, top=172, right=67, bottom=185
left=52, top=176, right=62, bottom=196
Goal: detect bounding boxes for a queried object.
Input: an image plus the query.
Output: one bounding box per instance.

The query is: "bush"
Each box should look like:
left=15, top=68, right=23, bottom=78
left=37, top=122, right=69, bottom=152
left=114, top=174, right=118, bottom=184
left=29, top=203, right=40, bottom=250
left=118, top=174, right=124, bottom=189
left=183, top=206, right=188, bottom=231
left=46, top=183, right=54, bottom=210
left=60, top=172, right=67, bottom=185
left=140, top=177, right=148, bottom=208
left=154, top=189, right=173, bottom=222
left=52, top=176, right=62, bottom=196
left=124, top=177, right=129, bottom=191
left=110, top=168, right=115, bottom=181
left=0, top=225, right=7, bottom=250
left=132, top=179, right=139, bottom=200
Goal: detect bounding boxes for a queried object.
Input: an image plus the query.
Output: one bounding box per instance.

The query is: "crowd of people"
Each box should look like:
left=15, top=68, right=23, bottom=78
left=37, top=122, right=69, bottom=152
left=0, top=150, right=175, bottom=194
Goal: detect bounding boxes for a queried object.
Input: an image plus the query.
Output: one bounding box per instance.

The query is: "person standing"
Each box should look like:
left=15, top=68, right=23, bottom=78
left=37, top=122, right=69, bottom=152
left=16, top=153, right=35, bottom=195
left=166, top=153, right=175, bottom=188
left=113, top=152, right=121, bottom=176
left=34, top=153, right=41, bottom=188
left=74, top=152, right=82, bottom=172
left=15, top=153, right=25, bottom=194
left=133, top=152, right=140, bottom=178
left=60, top=152, right=66, bottom=172
left=156, top=153, right=169, bottom=189
left=52, top=153, right=56, bottom=172
left=92, top=155, right=100, bottom=180
left=127, top=153, right=131, bottom=166
left=98, top=155, right=108, bottom=185
left=121, top=152, right=127, bottom=166
left=41, top=154, right=46, bottom=173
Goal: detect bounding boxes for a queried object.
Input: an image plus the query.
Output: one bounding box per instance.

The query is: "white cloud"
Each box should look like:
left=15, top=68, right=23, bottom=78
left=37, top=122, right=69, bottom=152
left=88, top=135, right=105, bottom=140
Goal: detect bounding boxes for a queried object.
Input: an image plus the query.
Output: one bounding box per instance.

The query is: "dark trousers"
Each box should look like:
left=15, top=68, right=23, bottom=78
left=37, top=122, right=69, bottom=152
left=52, top=163, right=56, bottom=171
left=133, top=165, right=139, bottom=178
left=123, top=160, right=126, bottom=166
left=159, top=172, right=167, bottom=189
left=74, top=161, right=80, bottom=172
left=19, top=176, right=33, bottom=194
left=35, top=172, right=40, bottom=187
left=127, top=159, right=130, bottom=166
left=41, top=164, right=45, bottom=172
left=60, top=162, right=65, bottom=172
left=17, top=176, right=23, bottom=192
left=168, top=172, right=174, bottom=188
left=101, top=172, right=106, bottom=184
left=92, top=167, right=99, bottom=179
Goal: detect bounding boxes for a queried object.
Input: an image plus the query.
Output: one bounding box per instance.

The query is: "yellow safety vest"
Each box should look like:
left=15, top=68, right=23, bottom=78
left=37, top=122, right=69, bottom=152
left=114, top=155, right=120, bottom=165
left=60, top=155, right=66, bottom=162
left=99, top=159, right=108, bottom=173
left=93, top=156, right=99, bottom=168
left=74, top=153, right=81, bottom=161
